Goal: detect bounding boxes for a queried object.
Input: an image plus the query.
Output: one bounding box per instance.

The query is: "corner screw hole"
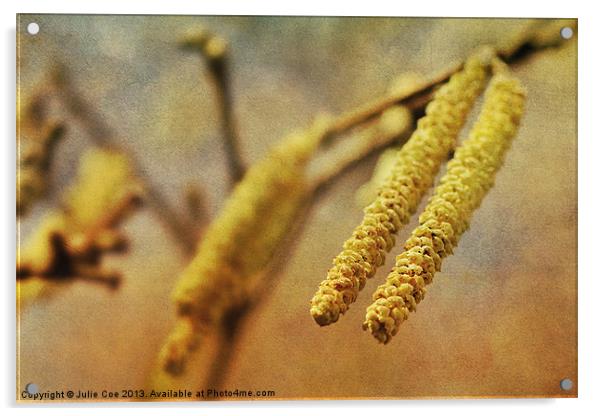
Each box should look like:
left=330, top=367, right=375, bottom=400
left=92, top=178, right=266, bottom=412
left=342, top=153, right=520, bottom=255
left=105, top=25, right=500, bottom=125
left=560, top=378, right=573, bottom=391
left=27, top=22, right=40, bottom=36
left=25, top=383, right=39, bottom=394
left=560, top=27, right=573, bottom=40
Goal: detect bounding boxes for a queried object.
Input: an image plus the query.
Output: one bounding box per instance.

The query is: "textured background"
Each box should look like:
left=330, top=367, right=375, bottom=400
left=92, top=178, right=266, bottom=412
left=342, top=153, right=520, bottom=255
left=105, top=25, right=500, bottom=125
left=17, top=16, right=577, bottom=399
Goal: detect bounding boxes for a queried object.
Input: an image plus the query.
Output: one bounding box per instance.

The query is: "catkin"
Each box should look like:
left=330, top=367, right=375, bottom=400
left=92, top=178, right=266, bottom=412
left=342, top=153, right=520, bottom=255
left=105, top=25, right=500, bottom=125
left=363, top=71, right=525, bottom=344
left=310, top=105, right=413, bottom=189
left=65, top=149, right=140, bottom=229
left=309, top=53, right=490, bottom=326
left=19, top=148, right=140, bottom=274
left=162, top=117, right=331, bottom=373
left=17, top=148, right=142, bottom=304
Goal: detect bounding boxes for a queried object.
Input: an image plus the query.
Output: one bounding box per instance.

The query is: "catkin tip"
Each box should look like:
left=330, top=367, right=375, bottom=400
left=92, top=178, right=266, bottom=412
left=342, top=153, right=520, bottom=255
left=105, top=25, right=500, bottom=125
left=158, top=318, right=199, bottom=375
left=310, top=302, right=339, bottom=326
left=362, top=319, right=390, bottom=344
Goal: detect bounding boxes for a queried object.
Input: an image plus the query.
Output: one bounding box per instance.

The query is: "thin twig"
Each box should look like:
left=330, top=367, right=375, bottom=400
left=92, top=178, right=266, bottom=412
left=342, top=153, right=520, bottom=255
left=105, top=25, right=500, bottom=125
left=203, top=310, right=243, bottom=391
left=309, top=107, right=414, bottom=192
left=183, top=182, right=209, bottom=227
left=214, top=61, right=246, bottom=184
left=326, top=61, right=462, bottom=140
left=50, top=64, right=199, bottom=255
left=325, top=20, right=575, bottom=142
left=181, top=30, right=246, bottom=185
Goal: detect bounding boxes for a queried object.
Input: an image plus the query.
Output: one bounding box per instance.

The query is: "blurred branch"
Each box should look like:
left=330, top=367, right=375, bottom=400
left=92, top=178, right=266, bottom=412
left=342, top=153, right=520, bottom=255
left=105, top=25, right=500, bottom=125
left=49, top=65, right=200, bottom=255
left=324, top=19, right=576, bottom=142
left=183, top=182, right=209, bottom=228
left=181, top=29, right=246, bottom=186
left=498, top=19, right=577, bottom=62
left=17, top=86, right=67, bottom=216
left=17, top=122, right=66, bottom=216
left=309, top=105, right=414, bottom=192
left=204, top=196, right=314, bottom=391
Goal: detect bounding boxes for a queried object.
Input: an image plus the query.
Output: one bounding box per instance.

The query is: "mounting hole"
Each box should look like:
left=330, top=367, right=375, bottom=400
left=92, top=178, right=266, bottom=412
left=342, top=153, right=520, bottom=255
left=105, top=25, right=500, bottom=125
left=560, top=378, right=573, bottom=391
left=25, top=383, right=39, bottom=395
left=560, top=26, right=573, bottom=40
left=27, top=22, right=40, bottom=35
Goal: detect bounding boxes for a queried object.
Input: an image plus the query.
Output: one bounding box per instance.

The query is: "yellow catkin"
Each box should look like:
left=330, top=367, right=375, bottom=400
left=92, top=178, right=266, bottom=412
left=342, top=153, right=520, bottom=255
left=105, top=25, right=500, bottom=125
left=17, top=148, right=141, bottom=301
left=363, top=72, right=525, bottom=344
left=161, top=117, right=331, bottom=373
left=309, top=53, right=490, bottom=326
left=65, top=149, right=137, bottom=229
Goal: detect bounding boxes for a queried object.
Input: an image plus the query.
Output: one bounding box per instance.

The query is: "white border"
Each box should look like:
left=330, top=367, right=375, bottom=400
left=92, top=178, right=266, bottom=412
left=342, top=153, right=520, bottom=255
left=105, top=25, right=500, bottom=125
left=3, top=1, right=601, bottom=415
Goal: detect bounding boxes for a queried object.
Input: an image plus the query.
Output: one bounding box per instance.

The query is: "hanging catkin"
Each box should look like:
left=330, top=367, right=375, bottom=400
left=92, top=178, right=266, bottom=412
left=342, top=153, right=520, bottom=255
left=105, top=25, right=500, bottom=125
left=172, top=117, right=330, bottom=318
left=160, top=117, right=331, bottom=373
left=363, top=70, right=525, bottom=344
left=309, top=52, right=490, bottom=326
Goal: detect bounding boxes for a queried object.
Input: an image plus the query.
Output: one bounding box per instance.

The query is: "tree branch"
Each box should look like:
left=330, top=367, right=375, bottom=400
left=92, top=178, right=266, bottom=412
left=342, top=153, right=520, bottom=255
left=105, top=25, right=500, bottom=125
left=50, top=65, right=200, bottom=256
left=180, top=29, right=246, bottom=186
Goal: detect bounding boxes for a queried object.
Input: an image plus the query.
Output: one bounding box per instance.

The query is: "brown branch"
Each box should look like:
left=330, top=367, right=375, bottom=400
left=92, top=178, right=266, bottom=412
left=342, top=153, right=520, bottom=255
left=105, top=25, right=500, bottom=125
left=17, top=121, right=66, bottom=216
left=180, top=29, right=246, bottom=186
left=18, top=148, right=144, bottom=294
left=309, top=106, right=414, bottom=193
left=324, top=20, right=576, bottom=143
left=325, top=60, right=462, bottom=140
left=202, top=309, right=243, bottom=391
left=17, top=85, right=68, bottom=216
left=49, top=64, right=199, bottom=256
left=183, top=182, right=209, bottom=228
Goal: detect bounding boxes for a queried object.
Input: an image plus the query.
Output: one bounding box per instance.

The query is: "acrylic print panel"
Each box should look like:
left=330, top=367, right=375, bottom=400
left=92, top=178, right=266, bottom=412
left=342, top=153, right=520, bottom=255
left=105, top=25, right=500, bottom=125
left=16, top=15, right=577, bottom=401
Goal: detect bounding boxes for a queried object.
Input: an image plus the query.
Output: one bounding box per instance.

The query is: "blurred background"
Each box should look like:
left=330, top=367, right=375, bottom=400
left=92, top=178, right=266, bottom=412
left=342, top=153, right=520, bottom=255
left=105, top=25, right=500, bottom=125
left=17, top=15, right=577, bottom=399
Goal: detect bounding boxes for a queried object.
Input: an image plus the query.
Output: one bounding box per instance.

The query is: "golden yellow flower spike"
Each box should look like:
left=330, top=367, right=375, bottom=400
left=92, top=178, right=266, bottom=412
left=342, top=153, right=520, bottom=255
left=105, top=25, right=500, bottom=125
left=310, top=52, right=490, bottom=326
left=161, top=116, right=332, bottom=374
left=363, top=70, right=525, bottom=344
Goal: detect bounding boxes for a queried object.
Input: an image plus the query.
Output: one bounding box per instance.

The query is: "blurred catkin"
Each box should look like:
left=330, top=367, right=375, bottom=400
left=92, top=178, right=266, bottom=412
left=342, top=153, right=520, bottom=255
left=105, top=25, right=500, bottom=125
left=363, top=70, right=526, bottom=344
left=65, top=149, right=141, bottom=234
left=309, top=105, right=413, bottom=190
left=17, top=148, right=142, bottom=301
left=161, top=116, right=331, bottom=374
left=17, top=89, right=66, bottom=216
left=310, top=53, right=490, bottom=326
left=355, top=73, right=425, bottom=207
